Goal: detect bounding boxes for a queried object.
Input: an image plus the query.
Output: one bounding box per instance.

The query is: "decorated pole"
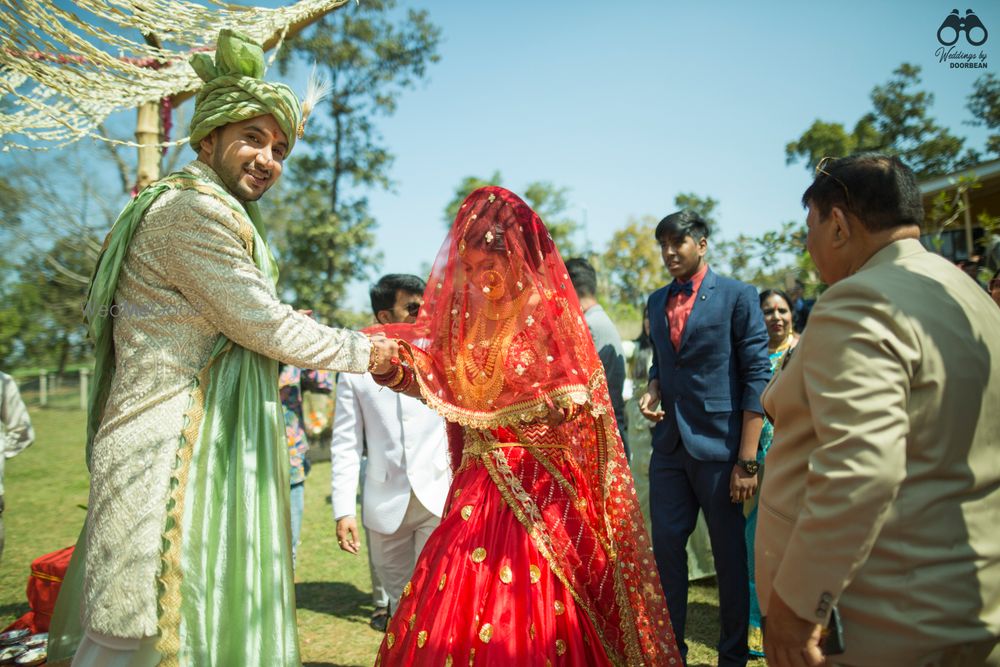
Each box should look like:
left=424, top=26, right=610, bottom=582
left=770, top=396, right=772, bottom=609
left=135, top=33, right=164, bottom=190
left=135, top=101, right=162, bottom=190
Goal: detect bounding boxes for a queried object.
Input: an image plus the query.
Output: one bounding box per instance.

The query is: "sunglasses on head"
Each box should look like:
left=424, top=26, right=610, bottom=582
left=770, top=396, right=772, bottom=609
left=815, top=156, right=853, bottom=212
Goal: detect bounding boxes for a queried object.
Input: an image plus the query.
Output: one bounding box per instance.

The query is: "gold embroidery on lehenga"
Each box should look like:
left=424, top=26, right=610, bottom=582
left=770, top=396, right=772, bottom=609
left=414, top=364, right=603, bottom=433
left=480, top=447, right=625, bottom=667
left=478, top=623, right=493, bottom=643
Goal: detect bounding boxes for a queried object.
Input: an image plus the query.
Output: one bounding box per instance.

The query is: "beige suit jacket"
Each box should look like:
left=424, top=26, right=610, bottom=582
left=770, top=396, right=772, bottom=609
left=757, top=239, right=1000, bottom=666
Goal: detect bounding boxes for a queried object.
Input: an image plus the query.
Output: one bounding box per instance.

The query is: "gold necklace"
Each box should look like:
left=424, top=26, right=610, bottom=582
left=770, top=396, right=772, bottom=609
left=452, top=313, right=517, bottom=405
left=483, top=283, right=530, bottom=321
left=770, top=333, right=794, bottom=355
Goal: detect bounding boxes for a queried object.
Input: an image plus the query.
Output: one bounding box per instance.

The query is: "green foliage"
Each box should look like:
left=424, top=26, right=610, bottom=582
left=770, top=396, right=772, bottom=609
left=786, top=64, right=969, bottom=177
left=272, top=1, right=441, bottom=324
left=967, top=73, right=1000, bottom=157
left=0, top=153, right=105, bottom=371
left=522, top=181, right=580, bottom=255
left=601, top=215, right=661, bottom=309
left=925, top=174, right=1000, bottom=270
left=442, top=172, right=502, bottom=224
left=8, top=235, right=96, bottom=372
left=785, top=118, right=881, bottom=170
left=443, top=174, right=581, bottom=255
left=673, top=192, right=719, bottom=236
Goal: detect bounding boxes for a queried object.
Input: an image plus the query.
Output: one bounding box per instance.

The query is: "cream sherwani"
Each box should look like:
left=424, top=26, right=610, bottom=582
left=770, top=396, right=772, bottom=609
left=756, top=238, right=1000, bottom=666
left=84, top=161, right=370, bottom=639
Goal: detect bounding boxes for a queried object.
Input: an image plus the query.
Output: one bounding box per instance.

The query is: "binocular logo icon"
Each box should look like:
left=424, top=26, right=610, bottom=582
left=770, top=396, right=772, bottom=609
left=937, top=9, right=988, bottom=46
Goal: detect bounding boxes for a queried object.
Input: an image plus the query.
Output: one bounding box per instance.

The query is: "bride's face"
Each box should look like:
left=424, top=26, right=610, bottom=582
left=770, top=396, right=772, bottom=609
left=458, top=242, right=521, bottom=318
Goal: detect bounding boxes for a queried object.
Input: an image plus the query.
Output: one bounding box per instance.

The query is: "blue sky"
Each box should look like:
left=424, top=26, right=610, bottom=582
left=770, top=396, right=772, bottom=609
left=338, top=1, right=995, bottom=310
left=5, top=1, right=995, bottom=314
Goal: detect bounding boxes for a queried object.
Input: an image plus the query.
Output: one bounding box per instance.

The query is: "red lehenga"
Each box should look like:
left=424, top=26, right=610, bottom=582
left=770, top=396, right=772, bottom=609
left=372, top=187, right=681, bottom=666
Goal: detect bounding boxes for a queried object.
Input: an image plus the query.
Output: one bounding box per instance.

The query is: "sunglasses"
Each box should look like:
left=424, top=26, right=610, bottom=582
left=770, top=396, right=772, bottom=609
left=404, top=302, right=422, bottom=316
left=815, top=156, right=853, bottom=212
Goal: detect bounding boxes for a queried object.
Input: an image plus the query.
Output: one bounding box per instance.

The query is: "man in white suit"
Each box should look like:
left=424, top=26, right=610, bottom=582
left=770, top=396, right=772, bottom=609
left=331, top=274, right=450, bottom=620
left=757, top=153, right=1000, bottom=666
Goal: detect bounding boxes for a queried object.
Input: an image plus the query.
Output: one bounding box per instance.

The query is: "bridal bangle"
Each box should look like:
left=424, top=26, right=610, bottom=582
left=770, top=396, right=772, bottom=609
left=367, top=339, right=383, bottom=373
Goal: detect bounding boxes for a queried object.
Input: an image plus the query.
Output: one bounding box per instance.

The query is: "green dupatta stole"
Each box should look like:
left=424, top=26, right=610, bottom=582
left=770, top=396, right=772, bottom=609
left=49, top=172, right=300, bottom=666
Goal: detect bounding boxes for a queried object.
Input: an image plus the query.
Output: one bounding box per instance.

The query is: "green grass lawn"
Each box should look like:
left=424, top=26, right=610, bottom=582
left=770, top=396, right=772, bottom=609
left=1, top=407, right=728, bottom=666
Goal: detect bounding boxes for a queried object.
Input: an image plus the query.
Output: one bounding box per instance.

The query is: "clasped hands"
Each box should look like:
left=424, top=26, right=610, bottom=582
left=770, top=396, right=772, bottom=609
left=367, top=334, right=399, bottom=375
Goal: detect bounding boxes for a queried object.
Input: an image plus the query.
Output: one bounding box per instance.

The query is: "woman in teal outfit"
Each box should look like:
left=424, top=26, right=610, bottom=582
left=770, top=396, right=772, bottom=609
left=746, top=289, right=799, bottom=657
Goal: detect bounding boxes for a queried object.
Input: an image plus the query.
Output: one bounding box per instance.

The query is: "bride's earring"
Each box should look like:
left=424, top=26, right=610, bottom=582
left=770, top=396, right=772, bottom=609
left=480, top=270, right=505, bottom=301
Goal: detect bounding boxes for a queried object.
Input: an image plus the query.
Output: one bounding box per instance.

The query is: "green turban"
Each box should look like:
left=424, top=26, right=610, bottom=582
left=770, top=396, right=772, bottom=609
left=188, top=29, right=301, bottom=154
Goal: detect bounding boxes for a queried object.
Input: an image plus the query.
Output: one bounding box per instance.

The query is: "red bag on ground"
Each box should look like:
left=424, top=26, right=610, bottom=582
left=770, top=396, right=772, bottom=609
left=2, top=545, right=74, bottom=634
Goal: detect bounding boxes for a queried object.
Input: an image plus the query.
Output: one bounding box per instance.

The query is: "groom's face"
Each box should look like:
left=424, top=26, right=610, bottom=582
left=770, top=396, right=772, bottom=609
left=200, top=115, right=287, bottom=202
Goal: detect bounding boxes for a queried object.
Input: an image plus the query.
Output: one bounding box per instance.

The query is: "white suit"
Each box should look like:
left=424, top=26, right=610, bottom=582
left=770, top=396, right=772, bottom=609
left=330, top=371, right=449, bottom=609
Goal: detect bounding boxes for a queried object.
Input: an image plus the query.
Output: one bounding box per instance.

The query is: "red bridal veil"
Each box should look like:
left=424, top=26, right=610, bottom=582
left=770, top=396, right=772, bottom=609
left=374, top=186, right=679, bottom=665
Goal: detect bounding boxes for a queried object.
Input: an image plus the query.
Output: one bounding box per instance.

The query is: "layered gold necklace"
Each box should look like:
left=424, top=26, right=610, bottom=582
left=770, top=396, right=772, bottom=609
left=451, top=312, right=518, bottom=406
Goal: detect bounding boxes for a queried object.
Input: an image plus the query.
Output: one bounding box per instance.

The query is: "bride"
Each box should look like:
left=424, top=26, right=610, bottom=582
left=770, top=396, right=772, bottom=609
left=369, top=186, right=680, bottom=666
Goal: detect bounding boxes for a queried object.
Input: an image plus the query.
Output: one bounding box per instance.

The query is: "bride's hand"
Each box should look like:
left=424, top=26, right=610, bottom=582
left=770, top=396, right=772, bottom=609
left=367, top=335, right=400, bottom=375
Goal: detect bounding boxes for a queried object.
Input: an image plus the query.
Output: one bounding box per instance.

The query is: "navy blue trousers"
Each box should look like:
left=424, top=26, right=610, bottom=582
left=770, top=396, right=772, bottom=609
left=649, top=442, right=749, bottom=667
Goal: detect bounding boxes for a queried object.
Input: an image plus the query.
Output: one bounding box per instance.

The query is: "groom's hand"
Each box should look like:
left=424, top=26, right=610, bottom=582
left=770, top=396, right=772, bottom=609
left=368, top=335, right=400, bottom=375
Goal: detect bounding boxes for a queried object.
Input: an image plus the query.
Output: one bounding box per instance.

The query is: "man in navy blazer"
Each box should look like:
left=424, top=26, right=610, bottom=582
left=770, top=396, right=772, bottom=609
left=639, top=210, right=771, bottom=666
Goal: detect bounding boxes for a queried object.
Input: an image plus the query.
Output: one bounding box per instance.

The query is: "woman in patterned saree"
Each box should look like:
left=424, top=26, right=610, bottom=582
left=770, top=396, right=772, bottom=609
left=745, top=288, right=799, bottom=657
left=370, top=187, right=681, bottom=666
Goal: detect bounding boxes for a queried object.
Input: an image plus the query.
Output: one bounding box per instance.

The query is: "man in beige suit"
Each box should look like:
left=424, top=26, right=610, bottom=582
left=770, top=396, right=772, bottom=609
left=756, top=153, right=1000, bottom=667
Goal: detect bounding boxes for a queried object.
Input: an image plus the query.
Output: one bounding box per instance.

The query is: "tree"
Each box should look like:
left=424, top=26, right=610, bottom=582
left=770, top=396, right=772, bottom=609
left=0, top=149, right=116, bottom=369
left=442, top=172, right=503, bottom=224
left=601, top=215, right=661, bottom=310
left=443, top=174, right=581, bottom=255
left=522, top=181, right=580, bottom=255
left=273, top=1, right=441, bottom=324
left=967, top=73, right=1000, bottom=157
left=786, top=64, right=968, bottom=177
left=673, top=192, right=720, bottom=237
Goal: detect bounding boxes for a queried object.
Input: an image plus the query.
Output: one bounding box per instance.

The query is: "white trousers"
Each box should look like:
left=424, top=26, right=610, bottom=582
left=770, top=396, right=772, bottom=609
left=367, top=491, right=439, bottom=613
left=69, top=630, right=159, bottom=667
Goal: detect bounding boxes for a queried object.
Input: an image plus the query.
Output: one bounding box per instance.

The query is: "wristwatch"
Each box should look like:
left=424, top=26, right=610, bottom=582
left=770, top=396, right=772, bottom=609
left=737, top=459, right=760, bottom=475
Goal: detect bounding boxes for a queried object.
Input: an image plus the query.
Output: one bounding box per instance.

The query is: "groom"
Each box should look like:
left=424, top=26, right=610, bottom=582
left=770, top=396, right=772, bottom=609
left=639, top=209, right=770, bottom=666
left=51, top=30, right=397, bottom=667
